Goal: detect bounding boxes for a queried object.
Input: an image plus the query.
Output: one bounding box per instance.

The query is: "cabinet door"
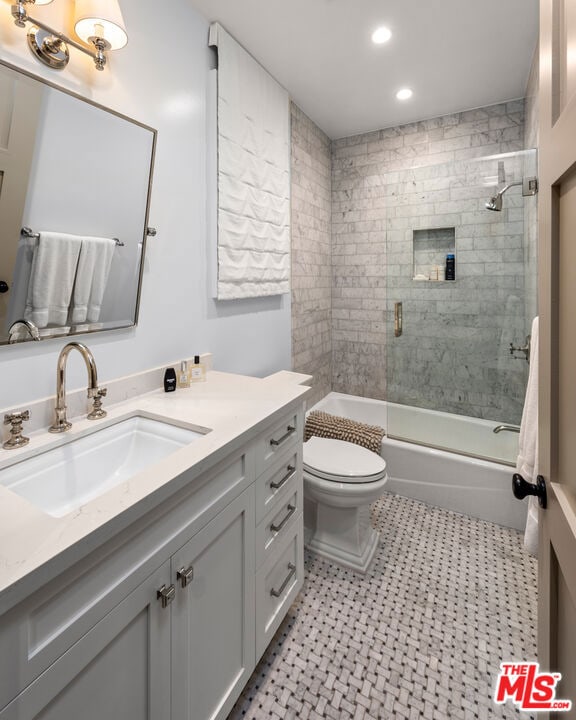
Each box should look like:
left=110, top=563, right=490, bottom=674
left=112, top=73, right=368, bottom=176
left=0, top=562, right=172, bottom=720
left=171, top=487, right=255, bottom=720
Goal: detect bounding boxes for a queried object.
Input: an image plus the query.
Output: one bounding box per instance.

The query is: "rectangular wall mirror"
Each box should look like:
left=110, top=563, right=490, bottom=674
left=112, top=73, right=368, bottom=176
left=0, top=60, right=156, bottom=346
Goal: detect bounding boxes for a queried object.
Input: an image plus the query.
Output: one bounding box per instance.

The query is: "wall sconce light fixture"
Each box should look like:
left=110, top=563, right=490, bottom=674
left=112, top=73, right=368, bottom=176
left=10, top=0, right=128, bottom=71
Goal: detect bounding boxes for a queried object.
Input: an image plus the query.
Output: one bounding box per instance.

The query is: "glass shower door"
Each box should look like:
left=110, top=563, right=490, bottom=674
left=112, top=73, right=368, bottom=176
left=385, top=148, right=537, bottom=463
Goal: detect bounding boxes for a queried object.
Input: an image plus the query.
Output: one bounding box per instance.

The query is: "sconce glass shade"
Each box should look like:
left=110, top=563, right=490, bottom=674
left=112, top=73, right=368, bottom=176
left=33, top=0, right=55, bottom=5
left=74, top=0, right=128, bottom=50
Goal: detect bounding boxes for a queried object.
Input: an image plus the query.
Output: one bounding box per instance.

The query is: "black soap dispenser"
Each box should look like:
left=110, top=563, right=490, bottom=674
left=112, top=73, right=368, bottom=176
left=163, top=367, right=177, bottom=392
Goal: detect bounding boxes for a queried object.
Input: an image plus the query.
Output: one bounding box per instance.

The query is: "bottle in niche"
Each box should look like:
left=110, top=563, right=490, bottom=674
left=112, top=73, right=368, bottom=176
left=445, top=253, right=455, bottom=281
left=177, top=360, right=190, bottom=388
left=190, top=355, right=206, bottom=383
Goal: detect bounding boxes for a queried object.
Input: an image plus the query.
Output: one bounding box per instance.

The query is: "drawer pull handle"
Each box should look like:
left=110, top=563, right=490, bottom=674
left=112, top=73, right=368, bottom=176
left=270, top=464, right=295, bottom=490
left=270, top=563, right=297, bottom=598
left=177, top=566, right=194, bottom=588
left=270, top=425, right=296, bottom=447
left=270, top=504, right=296, bottom=533
left=157, top=584, right=176, bottom=608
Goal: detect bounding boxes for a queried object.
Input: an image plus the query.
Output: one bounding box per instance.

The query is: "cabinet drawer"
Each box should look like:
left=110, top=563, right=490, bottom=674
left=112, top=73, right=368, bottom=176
left=254, top=409, right=302, bottom=477
left=255, top=479, right=302, bottom=569
left=255, top=445, right=301, bottom=523
left=255, top=523, right=304, bottom=660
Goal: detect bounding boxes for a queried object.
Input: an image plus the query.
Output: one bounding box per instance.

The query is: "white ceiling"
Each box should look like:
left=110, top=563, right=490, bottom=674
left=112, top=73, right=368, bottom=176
left=187, top=0, right=539, bottom=140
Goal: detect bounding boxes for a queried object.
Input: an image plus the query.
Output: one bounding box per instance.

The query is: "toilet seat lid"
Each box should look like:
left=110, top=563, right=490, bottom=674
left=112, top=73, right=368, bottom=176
left=303, top=437, right=386, bottom=483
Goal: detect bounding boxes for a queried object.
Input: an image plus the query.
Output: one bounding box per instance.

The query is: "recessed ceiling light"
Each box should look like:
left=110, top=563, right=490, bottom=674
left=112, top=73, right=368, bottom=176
left=371, top=26, right=392, bottom=45
left=396, top=88, right=413, bottom=100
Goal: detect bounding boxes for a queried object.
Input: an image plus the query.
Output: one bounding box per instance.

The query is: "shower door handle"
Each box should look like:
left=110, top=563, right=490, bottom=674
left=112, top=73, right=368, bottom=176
left=394, top=302, right=403, bottom=337
left=512, top=473, right=547, bottom=509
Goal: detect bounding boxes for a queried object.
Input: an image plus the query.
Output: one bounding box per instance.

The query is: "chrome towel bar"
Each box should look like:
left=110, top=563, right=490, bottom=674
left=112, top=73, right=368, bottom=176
left=21, top=226, right=125, bottom=246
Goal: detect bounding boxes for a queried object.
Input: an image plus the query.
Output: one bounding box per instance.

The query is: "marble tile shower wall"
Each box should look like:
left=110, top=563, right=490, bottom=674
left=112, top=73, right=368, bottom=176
left=332, top=100, right=533, bottom=423
left=291, top=104, right=332, bottom=407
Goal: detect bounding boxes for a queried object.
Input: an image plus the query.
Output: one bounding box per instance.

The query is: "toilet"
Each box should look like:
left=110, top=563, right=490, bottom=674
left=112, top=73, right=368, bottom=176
left=303, top=436, right=388, bottom=573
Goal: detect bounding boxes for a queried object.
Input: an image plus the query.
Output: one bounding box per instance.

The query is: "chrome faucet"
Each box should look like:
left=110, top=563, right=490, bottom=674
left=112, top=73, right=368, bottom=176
left=493, top=424, right=520, bottom=434
left=49, top=342, right=107, bottom=433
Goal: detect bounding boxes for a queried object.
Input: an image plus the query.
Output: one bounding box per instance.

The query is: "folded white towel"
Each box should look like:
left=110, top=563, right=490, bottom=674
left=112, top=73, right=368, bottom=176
left=71, top=237, right=116, bottom=324
left=517, top=316, right=539, bottom=556
left=24, top=232, right=82, bottom=328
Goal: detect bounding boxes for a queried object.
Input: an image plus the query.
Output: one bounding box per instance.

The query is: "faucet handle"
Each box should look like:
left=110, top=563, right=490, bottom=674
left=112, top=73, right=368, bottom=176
left=87, top=387, right=107, bottom=420
left=3, top=410, right=30, bottom=449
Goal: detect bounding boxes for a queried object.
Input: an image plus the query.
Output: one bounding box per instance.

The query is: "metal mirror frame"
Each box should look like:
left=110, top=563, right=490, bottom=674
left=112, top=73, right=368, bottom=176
left=0, top=58, right=157, bottom=346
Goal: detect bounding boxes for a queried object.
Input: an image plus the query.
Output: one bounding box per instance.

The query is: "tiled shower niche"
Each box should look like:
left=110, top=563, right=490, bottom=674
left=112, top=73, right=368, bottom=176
left=413, top=227, right=455, bottom=281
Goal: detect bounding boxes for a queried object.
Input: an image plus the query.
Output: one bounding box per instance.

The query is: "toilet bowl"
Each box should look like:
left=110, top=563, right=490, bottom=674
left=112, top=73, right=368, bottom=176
left=303, top=436, right=388, bottom=573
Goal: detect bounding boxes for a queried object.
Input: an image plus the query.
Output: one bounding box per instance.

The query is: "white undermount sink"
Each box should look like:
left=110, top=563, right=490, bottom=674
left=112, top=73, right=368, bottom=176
left=0, top=415, right=207, bottom=518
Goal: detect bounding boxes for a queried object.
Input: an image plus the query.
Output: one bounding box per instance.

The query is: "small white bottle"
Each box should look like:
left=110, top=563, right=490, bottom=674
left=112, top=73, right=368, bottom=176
left=177, top=360, right=190, bottom=388
left=190, top=355, right=206, bottom=383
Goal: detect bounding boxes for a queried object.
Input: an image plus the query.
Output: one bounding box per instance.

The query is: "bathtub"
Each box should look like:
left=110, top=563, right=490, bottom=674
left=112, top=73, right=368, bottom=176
left=310, top=392, right=527, bottom=532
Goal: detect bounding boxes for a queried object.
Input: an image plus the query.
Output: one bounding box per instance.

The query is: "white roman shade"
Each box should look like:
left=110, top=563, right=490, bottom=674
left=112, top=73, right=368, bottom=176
left=209, top=23, right=290, bottom=300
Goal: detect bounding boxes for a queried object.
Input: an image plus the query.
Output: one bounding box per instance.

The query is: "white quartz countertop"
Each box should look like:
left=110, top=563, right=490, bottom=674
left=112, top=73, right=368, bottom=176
left=0, top=370, right=311, bottom=614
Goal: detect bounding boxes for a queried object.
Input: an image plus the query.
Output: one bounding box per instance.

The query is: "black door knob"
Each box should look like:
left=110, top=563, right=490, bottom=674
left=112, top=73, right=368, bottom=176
left=0, top=281, right=8, bottom=293
left=512, top=473, right=547, bottom=509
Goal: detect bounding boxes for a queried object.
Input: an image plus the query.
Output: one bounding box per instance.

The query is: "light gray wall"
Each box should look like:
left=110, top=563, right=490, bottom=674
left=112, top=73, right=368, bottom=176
left=290, top=104, right=332, bottom=407
left=331, top=101, right=535, bottom=423
left=0, top=0, right=291, bottom=409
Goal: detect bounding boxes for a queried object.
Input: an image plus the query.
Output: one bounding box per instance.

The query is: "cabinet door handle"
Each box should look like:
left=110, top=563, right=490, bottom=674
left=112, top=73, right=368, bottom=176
left=177, top=566, right=194, bottom=588
left=270, top=563, right=297, bottom=597
left=270, top=425, right=296, bottom=447
left=157, top=584, right=176, bottom=608
left=270, top=464, right=295, bottom=490
left=270, top=504, right=296, bottom=533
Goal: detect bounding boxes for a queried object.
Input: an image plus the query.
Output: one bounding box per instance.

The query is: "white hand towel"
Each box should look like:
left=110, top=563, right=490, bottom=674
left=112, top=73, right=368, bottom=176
left=24, top=232, right=82, bottom=328
left=71, top=237, right=116, bottom=324
left=516, top=316, right=539, bottom=555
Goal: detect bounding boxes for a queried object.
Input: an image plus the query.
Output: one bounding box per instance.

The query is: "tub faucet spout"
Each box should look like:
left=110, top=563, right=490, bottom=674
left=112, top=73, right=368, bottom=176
left=49, top=342, right=105, bottom=433
left=493, top=424, right=520, bottom=434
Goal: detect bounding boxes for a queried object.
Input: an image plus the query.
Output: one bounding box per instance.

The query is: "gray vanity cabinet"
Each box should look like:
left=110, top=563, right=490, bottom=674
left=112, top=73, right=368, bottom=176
left=0, top=403, right=305, bottom=720
left=0, top=561, right=172, bottom=720
left=0, top=488, right=255, bottom=720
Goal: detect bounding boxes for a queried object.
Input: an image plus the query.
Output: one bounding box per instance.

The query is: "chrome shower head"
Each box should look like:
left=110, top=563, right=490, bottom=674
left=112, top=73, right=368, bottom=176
left=485, top=194, right=503, bottom=211
left=486, top=182, right=519, bottom=211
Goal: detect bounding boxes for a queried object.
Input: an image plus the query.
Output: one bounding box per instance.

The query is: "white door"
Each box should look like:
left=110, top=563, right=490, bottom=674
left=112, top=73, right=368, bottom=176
left=538, top=0, right=576, bottom=714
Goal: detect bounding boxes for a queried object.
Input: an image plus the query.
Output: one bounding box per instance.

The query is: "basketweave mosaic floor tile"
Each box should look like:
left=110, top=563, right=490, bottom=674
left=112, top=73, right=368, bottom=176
left=228, top=493, right=538, bottom=720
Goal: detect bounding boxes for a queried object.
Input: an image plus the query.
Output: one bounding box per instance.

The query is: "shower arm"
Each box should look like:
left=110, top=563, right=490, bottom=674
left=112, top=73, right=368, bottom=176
left=496, top=177, right=539, bottom=199
left=497, top=180, right=522, bottom=195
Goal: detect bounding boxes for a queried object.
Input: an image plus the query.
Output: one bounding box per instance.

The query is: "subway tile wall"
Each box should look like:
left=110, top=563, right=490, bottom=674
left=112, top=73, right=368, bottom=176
left=290, top=100, right=537, bottom=423
left=290, top=104, right=332, bottom=407
left=331, top=101, right=534, bottom=423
